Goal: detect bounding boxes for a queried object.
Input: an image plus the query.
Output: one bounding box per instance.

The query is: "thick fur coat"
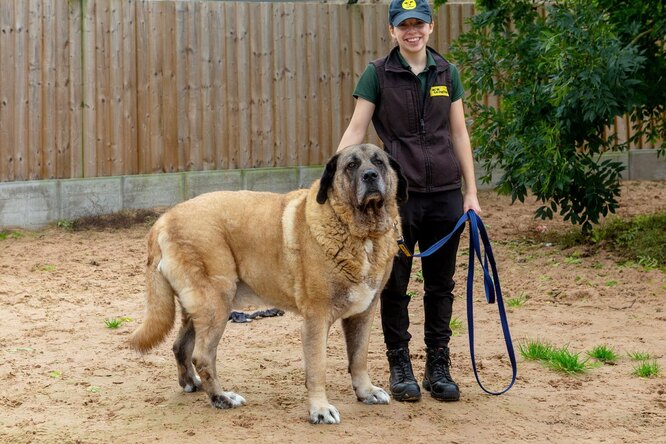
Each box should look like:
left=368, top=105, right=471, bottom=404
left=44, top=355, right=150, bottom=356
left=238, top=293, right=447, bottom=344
left=129, top=143, right=408, bottom=424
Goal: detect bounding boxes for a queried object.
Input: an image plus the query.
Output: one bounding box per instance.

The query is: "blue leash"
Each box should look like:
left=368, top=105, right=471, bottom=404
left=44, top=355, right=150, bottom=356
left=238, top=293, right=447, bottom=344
left=399, top=210, right=517, bottom=395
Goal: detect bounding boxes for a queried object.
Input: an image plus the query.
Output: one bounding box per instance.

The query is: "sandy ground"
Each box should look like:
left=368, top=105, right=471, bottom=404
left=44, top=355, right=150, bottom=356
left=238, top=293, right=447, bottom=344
left=1, top=181, right=665, bottom=444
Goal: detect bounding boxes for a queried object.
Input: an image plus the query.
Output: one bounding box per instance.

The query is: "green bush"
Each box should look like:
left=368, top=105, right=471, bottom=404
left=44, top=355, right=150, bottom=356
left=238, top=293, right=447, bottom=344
left=445, top=0, right=665, bottom=233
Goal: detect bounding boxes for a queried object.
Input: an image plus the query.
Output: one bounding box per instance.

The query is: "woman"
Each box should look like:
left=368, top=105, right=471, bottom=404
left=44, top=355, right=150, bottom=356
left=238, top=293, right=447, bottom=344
left=336, top=0, right=481, bottom=402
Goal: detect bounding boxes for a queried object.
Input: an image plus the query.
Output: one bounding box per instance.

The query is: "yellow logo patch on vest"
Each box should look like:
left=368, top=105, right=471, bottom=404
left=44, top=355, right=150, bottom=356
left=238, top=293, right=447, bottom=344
left=402, top=0, right=417, bottom=11
left=430, top=85, right=449, bottom=97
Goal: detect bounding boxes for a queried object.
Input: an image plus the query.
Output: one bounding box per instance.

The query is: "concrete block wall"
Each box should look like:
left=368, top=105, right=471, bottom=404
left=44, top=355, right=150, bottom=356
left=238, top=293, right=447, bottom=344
left=1, top=150, right=664, bottom=230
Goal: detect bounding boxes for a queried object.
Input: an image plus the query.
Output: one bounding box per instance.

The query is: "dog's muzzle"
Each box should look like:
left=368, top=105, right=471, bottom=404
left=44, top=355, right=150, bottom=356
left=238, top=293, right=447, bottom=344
left=357, top=168, right=386, bottom=209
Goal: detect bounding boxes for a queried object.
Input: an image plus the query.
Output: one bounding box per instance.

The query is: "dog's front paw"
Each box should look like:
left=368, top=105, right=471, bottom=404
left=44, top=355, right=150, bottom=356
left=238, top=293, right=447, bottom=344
left=309, top=404, right=341, bottom=424
left=357, top=386, right=390, bottom=405
left=210, top=391, right=246, bottom=409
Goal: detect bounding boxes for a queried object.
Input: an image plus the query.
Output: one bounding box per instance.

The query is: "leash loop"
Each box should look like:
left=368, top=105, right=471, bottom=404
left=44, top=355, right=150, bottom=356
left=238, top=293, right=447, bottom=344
left=412, top=210, right=517, bottom=395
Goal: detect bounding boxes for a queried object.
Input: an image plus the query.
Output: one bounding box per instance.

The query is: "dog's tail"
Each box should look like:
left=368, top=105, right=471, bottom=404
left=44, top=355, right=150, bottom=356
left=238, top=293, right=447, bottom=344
left=129, top=227, right=176, bottom=352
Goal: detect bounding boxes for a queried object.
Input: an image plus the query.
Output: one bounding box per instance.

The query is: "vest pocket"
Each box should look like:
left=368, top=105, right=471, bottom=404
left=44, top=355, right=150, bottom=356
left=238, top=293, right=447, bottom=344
left=381, top=86, right=418, bottom=135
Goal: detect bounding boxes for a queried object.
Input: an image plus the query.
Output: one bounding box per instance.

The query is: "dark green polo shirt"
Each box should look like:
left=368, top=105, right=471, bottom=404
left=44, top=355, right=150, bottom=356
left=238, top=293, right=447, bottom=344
left=353, top=49, right=465, bottom=104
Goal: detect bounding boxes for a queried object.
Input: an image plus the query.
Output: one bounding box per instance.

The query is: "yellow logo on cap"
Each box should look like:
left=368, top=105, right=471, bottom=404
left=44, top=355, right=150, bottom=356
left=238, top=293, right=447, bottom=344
left=430, top=85, right=449, bottom=97
left=402, top=0, right=417, bottom=10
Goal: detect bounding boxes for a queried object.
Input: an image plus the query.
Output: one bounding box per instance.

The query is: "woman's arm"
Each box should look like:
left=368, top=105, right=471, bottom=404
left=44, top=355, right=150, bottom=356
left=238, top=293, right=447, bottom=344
left=336, top=98, right=376, bottom=152
left=450, top=99, right=481, bottom=213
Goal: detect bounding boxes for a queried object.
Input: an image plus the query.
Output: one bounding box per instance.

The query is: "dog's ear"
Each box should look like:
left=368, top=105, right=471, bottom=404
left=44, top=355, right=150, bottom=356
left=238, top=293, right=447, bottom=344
left=316, top=153, right=339, bottom=204
left=388, top=155, right=409, bottom=205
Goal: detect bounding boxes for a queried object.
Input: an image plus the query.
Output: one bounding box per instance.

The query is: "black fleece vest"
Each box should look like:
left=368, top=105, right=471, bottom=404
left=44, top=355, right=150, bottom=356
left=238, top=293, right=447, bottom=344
left=371, top=46, right=461, bottom=193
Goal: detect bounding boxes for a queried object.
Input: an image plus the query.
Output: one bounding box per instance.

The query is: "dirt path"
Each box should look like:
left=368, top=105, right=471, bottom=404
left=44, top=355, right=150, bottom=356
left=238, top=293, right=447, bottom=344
left=1, top=181, right=665, bottom=443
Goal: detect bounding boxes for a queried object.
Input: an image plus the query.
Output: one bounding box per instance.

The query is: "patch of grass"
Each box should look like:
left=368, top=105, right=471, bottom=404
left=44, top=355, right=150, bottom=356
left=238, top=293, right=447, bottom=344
left=632, top=360, right=661, bottom=378
left=627, top=351, right=652, bottom=361
left=449, top=317, right=463, bottom=336
left=519, top=339, right=555, bottom=361
left=520, top=340, right=588, bottom=374
left=587, top=345, right=617, bottom=364
left=561, top=212, right=666, bottom=269
left=33, top=264, right=56, bottom=272
left=104, top=316, right=133, bottom=329
left=0, top=230, right=24, bottom=240
left=564, top=255, right=583, bottom=265
left=56, top=220, right=75, bottom=231
left=546, top=347, right=588, bottom=374
left=605, top=280, right=619, bottom=287
left=104, top=318, right=123, bottom=329
left=507, top=292, right=528, bottom=308
left=637, top=255, right=659, bottom=270
left=49, top=370, right=62, bottom=379
left=413, top=270, right=424, bottom=283
left=406, top=290, right=418, bottom=299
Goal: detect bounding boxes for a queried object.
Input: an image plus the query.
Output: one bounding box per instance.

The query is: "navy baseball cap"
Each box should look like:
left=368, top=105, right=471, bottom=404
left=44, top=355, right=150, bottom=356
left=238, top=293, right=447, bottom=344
left=389, top=0, right=433, bottom=27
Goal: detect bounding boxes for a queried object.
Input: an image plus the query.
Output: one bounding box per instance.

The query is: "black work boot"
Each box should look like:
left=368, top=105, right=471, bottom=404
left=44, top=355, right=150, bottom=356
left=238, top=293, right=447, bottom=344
left=386, top=348, right=421, bottom=402
left=422, top=346, right=460, bottom=401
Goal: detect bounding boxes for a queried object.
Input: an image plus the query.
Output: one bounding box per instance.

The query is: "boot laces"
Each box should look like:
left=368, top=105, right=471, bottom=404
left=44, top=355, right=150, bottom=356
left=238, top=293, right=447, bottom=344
left=430, top=348, right=453, bottom=382
left=388, top=349, right=413, bottom=382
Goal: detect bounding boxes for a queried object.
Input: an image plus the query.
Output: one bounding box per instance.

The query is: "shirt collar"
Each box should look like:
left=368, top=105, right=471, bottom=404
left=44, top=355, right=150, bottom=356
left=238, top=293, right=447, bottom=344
left=396, top=48, right=437, bottom=73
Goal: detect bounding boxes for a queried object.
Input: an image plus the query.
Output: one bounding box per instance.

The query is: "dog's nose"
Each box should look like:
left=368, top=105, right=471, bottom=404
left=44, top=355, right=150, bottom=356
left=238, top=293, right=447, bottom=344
left=362, top=169, right=379, bottom=182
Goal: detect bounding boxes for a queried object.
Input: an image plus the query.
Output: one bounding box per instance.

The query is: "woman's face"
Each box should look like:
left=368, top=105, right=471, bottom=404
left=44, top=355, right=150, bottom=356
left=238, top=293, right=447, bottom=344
left=390, top=18, right=434, bottom=54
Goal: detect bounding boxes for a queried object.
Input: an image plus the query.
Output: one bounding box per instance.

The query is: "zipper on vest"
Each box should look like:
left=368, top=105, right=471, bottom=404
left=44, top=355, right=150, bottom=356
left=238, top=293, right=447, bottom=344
left=419, top=68, right=437, bottom=135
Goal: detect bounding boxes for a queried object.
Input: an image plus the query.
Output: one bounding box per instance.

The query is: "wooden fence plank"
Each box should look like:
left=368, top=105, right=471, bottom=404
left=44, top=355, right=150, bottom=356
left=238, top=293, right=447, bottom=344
left=81, top=0, right=96, bottom=177
left=27, top=0, right=42, bottom=180
left=68, top=0, right=82, bottom=179
left=336, top=5, right=353, bottom=150
left=282, top=3, right=297, bottom=167
left=271, top=3, right=285, bottom=166
left=54, top=0, right=70, bottom=179
left=223, top=4, right=239, bottom=169
left=254, top=2, right=274, bottom=167
left=304, top=5, right=318, bottom=165
left=0, top=0, right=16, bottom=181
left=13, top=0, right=29, bottom=181
left=40, top=0, right=56, bottom=179
left=174, top=2, right=189, bottom=172
left=122, top=0, right=138, bottom=175
left=212, top=1, right=227, bottom=170
left=236, top=3, right=251, bottom=168
left=135, top=0, right=149, bottom=173
left=200, top=1, right=214, bottom=170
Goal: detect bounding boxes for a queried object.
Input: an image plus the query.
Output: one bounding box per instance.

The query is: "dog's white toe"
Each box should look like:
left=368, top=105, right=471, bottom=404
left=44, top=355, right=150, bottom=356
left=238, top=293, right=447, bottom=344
left=358, top=386, right=390, bottom=405
left=309, top=404, right=341, bottom=424
left=210, top=391, right=246, bottom=409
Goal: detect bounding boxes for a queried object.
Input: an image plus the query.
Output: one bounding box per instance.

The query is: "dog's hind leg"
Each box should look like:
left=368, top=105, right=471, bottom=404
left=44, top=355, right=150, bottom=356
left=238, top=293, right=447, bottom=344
left=341, top=299, right=390, bottom=405
left=188, top=281, right=246, bottom=410
left=172, top=312, right=200, bottom=392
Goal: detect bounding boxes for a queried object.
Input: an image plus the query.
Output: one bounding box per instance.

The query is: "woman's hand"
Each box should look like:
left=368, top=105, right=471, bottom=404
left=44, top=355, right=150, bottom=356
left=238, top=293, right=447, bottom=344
left=463, top=191, right=481, bottom=214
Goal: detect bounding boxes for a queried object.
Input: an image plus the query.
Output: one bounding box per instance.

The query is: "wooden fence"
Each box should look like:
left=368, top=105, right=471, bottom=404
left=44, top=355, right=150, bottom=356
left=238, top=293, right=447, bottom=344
left=0, top=0, right=658, bottom=183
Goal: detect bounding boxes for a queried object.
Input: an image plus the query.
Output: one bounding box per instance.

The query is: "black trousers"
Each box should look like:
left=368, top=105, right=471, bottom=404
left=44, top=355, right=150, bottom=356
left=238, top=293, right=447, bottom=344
left=381, top=189, right=463, bottom=351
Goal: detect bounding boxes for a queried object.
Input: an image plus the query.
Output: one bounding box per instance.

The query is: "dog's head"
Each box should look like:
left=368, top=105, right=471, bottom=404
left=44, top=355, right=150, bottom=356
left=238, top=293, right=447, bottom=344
left=316, top=144, right=408, bottom=210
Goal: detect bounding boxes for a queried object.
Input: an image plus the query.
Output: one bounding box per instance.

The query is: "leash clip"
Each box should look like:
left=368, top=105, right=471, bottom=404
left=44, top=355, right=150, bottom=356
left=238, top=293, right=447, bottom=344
left=396, top=237, right=412, bottom=257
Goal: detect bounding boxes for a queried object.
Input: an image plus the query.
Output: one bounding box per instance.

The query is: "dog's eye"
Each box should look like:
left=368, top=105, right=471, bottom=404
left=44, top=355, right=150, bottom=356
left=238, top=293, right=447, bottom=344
left=372, top=158, right=385, bottom=167
left=346, top=161, right=358, bottom=170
